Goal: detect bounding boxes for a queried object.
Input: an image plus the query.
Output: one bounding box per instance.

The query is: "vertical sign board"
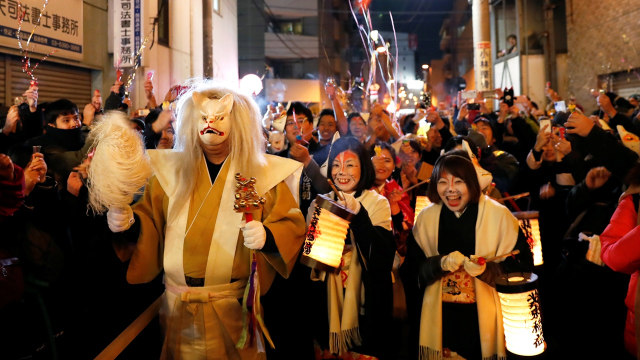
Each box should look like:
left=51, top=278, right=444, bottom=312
left=475, top=41, right=492, bottom=91
left=0, top=0, right=83, bottom=61
left=113, top=0, right=142, bottom=68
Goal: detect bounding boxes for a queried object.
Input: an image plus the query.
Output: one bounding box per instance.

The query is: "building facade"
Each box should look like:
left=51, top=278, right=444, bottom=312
left=0, top=0, right=238, bottom=111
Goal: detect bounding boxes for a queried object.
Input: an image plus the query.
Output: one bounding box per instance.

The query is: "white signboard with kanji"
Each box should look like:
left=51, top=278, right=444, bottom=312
left=113, top=0, right=142, bottom=68
left=0, top=0, right=83, bottom=61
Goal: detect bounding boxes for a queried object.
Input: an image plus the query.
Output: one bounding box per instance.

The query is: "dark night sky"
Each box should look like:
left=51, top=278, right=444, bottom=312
left=368, top=0, right=454, bottom=65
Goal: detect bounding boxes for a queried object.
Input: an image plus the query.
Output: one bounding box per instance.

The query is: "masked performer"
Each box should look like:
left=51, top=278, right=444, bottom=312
left=105, top=81, right=306, bottom=359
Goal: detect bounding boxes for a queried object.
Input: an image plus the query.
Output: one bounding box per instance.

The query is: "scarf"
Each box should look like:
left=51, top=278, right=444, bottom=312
left=44, top=126, right=85, bottom=151
left=413, top=195, right=518, bottom=360
left=313, top=190, right=391, bottom=355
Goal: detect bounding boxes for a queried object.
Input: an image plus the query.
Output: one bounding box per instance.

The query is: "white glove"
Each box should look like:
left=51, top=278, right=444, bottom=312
left=242, top=220, right=267, bottom=250
left=337, top=192, right=361, bottom=214
left=579, top=232, right=604, bottom=266
left=464, top=255, right=487, bottom=277
left=440, top=251, right=465, bottom=272
left=107, top=205, right=134, bottom=233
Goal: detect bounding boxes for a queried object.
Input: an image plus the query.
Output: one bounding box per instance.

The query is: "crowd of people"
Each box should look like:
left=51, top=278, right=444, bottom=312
left=1, top=73, right=640, bottom=360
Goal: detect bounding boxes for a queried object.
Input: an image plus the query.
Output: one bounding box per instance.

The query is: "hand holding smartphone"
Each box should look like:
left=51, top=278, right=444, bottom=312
left=539, top=119, right=551, bottom=134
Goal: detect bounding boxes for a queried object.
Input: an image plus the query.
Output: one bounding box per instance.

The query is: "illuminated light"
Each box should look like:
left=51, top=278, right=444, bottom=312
left=416, top=119, right=431, bottom=138
left=406, top=79, right=424, bottom=90
left=302, top=195, right=355, bottom=269
left=376, top=46, right=387, bottom=53
left=370, top=30, right=379, bottom=42
left=386, top=101, right=397, bottom=114
left=421, top=64, right=429, bottom=70
left=513, top=211, right=543, bottom=266
left=496, top=273, right=546, bottom=357
left=414, top=196, right=431, bottom=223
left=239, top=74, right=263, bottom=96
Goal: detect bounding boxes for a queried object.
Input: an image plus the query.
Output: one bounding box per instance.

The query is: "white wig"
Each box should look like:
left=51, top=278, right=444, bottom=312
left=172, top=79, right=267, bottom=202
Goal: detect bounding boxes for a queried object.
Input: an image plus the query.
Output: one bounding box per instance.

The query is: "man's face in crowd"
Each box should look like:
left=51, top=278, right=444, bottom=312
left=475, top=121, right=494, bottom=145
left=317, top=115, right=337, bottom=143
left=284, top=114, right=304, bottom=144
left=53, top=111, right=81, bottom=129
left=349, top=116, right=367, bottom=139
left=157, top=126, right=175, bottom=149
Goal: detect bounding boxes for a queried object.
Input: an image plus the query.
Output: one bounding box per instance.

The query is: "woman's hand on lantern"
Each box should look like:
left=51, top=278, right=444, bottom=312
left=338, top=192, right=361, bottom=214
left=107, top=205, right=134, bottom=233
left=241, top=220, right=266, bottom=250
left=464, top=255, right=486, bottom=277
left=440, top=250, right=465, bottom=272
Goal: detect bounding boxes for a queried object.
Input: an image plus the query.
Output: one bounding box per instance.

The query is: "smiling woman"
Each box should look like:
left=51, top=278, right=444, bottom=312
left=409, top=152, right=534, bottom=359
left=307, top=136, right=395, bottom=358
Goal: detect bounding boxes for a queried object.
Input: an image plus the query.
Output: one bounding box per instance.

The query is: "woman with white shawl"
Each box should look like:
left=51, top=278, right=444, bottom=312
left=307, top=137, right=396, bottom=359
left=411, top=152, right=533, bottom=360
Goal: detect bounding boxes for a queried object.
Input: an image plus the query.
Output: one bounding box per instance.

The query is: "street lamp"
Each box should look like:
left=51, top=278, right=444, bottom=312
left=421, top=64, right=430, bottom=95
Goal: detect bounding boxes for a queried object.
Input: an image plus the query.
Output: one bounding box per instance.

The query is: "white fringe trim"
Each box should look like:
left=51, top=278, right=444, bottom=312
left=418, top=346, right=506, bottom=360
left=329, top=327, right=361, bottom=355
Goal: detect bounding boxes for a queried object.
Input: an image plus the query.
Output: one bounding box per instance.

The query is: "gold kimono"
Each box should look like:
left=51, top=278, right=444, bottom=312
left=121, top=150, right=305, bottom=360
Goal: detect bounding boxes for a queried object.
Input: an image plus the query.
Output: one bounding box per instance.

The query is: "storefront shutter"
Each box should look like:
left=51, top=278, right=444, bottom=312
left=8, top=55, right=92, bottom=109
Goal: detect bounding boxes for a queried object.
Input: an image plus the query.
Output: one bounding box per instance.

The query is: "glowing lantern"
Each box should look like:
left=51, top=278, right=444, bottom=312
left=302, top=195, right=355, bottom=269
left=496, top=273, right=545, bottom=357
left=513, top=211, right=543, bottom=266
left=414, top=196, right=431, bottom=223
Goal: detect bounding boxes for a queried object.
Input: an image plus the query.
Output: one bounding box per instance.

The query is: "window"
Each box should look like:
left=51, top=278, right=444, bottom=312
left=157, top=0, right=169, bottom=46
left=492, top=0, right=517, bottom=59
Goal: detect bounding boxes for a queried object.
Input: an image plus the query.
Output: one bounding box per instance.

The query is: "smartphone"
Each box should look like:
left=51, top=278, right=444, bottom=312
left=460, top=90, right=477, bottom=101
left=481, top=90, right=499, bottom=99
left=539, top=118, right=551, bottom=134
left=467, top=103, right=481, bottom=111
left=554, top=101, right=567, bottom=113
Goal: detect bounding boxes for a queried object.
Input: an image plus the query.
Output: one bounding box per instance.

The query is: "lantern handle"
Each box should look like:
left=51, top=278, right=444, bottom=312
left=474, top=249, right=520, bottom=265
left=401, top=178, right=430, bottom=193
left=496, top=192, right=530, bottom=204
left=327, top=179, right=346, bottom=201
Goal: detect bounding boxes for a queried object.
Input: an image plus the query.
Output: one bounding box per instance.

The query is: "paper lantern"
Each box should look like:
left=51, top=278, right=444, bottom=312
left=302, top=195, right=355, bottom=269
left=496, top=273, right=545, bottom=357
left=414, top=196, right=431, bottom=223
left=513, top=211, right=543, bottom=266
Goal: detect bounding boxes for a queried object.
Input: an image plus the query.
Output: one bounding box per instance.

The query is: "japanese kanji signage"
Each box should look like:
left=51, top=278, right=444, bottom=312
left=0, top=0, right=83, bottom=61
left=475, top=41, right=492, bottom=91
left=113, top=0, right=142, bottom=68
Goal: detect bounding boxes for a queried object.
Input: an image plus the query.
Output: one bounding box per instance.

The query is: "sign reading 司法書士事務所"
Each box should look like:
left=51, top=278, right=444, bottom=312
left=112, top=0, right=143, bottom=68
left=0, top=0, right=83, bottom=61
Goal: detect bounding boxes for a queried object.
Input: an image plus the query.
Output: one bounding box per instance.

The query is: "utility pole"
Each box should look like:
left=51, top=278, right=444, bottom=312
left=472, top=0, right=492, bottom=94
left=203, top=0, right=213, bottom=78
